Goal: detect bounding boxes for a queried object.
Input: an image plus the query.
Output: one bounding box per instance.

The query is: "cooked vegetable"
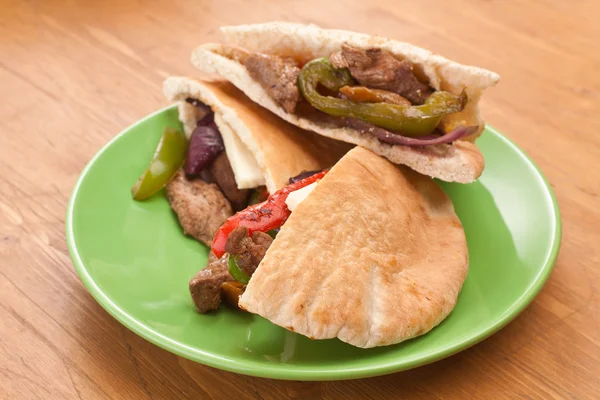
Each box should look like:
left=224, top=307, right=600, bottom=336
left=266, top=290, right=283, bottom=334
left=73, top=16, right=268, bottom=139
left=184, top=120, right=224, bottom=177
left=298, top=58, right=467, bottom=137
left=212, top=170, right=328, bottom=258
left=131, top=127, right=187, bottom=201
left=221, top=281, right=246, bottom=310
left=345, top=120, right=479, bottom=146
left=208, top=152, right=250, bottom=212
left=228, top=255, right=250, bottom=284
left=339, top=86, right=411, bottom=106
left=288, top=170, right=322, bottom=184
left=299, top=56, right=354, bottom=93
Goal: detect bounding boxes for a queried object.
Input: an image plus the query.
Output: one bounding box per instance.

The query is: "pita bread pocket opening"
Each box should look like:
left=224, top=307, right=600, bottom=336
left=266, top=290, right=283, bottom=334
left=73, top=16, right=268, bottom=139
left=132, top=76, right=348, bottom=312
left=192, top=22, right=500, bottom=183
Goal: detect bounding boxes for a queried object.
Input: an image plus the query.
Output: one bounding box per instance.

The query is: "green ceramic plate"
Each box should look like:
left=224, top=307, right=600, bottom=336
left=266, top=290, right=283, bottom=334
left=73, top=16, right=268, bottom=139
left=66, top=105, right=561, bottom=381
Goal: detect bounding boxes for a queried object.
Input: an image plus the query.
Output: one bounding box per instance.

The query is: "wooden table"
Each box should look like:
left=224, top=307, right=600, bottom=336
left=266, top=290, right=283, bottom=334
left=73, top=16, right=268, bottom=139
left=1, top=0, right=598, bottom=398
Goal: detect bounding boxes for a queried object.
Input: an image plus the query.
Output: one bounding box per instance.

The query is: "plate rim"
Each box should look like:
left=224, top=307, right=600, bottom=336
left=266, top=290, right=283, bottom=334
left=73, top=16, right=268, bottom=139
left=66, top=105, right=562, bottom=381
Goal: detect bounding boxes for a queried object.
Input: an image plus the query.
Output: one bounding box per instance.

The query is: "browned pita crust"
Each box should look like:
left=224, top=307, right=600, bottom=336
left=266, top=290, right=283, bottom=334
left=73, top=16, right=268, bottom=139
left=239, top=147, right=469, bottom=348
left=164, top=77, right=351, bottom=192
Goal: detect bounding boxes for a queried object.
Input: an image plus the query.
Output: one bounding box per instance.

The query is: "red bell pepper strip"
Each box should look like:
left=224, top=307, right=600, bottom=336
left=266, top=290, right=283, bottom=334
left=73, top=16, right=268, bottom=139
left=211, top=170, right=328, bottom=258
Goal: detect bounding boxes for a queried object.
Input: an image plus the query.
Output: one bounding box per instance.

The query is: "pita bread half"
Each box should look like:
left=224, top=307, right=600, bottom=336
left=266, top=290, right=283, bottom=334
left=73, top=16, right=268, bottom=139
left=191, top=22, right=500, bottom=183
left=164, top=77, right=351, bottom=193
left=238, top=147, right=469, bottom=348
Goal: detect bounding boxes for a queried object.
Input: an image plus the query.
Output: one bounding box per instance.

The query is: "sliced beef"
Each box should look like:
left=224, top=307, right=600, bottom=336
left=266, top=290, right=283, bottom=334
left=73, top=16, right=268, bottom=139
left=199, top=167, right=216, bottom=184
left=224, top=226, right=273, bottom=276
left=166, top=170, right=233, bottom=246
left=330, top=44, right=432, bottom=105
left=245, top=53, right=301, bottom=113
left=208, top=152, right=250, bottom=212
left=329, top=50, right=349, bottom=70
left=189, top=252, right=234, bottom=313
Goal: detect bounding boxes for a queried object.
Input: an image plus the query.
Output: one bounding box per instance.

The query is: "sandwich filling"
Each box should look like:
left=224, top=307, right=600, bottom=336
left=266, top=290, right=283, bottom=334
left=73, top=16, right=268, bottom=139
left=190, top=169, right=326, bottom=313
left=233, top=44, right=477, bottom=146
left=166, top=99, right=270, bottom=249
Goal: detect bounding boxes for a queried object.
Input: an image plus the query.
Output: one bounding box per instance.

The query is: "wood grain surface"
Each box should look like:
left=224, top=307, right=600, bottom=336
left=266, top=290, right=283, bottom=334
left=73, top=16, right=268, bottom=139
left=1, top=0, right=599, bottom=398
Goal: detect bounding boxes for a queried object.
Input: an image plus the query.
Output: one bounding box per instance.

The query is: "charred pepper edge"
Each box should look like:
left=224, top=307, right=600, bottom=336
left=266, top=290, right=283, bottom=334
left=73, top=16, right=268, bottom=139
left=211, top=170, right=329, bottom=258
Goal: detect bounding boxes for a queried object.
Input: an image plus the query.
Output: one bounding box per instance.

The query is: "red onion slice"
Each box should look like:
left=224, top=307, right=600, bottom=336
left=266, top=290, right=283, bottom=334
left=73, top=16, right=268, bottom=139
left=183, top=98, right=223, bottom=176
left=184, top=124, right=225, bottom=176
left=346, top=118, right=478, bottom=146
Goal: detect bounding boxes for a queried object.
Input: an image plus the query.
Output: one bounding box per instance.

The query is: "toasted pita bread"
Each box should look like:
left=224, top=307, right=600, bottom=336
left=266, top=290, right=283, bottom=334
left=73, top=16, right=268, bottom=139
left=164, top=77, right=350, bottom=192
left=239, top=147, right=469, bottom=348
left=191, top=22, right=500, bottom=183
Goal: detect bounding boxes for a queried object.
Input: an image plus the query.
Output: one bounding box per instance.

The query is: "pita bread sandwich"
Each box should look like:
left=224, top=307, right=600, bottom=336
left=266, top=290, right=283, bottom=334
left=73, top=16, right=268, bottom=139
left=191, top=22, right=500, bottom=183
left=160, top=77, right=350, bottom=248
left=157, top=77, right=349, bottom=313
left=207, top=147, right=469, bottom=348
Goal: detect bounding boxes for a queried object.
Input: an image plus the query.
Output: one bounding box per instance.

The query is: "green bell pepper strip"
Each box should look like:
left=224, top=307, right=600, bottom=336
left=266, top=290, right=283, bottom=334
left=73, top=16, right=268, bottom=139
left=228, top=255, right=250, bottom=284
left=298, top=58, right=468, bottom=137
left=131, top=127, right=187, bottom=201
